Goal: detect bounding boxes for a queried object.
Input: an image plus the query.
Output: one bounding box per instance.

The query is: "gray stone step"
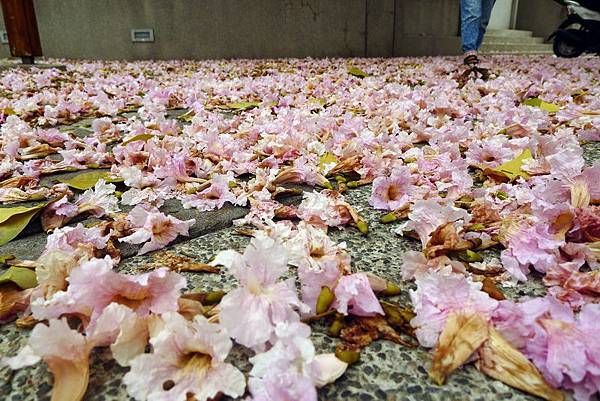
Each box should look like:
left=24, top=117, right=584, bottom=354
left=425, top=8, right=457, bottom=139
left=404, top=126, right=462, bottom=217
left=486, top=29, right=534, bottom=38
left=483, top=35, right=545, bottom=45
left=479, top=42, right=554, bottom=54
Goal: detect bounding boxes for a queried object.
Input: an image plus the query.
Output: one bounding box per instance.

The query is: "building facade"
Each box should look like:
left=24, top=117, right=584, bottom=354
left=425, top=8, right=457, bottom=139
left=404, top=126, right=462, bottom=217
left=0, top=0, right=564, bottom=60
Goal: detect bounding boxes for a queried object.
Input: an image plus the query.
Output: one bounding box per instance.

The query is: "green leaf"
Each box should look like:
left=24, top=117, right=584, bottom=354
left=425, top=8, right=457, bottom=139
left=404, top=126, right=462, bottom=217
left=0, top=266, right=38, bottom=289
left=0, top=255, right=15, bottom=266
left=0, top=207, right=43, bottom=246
left=522, top=98, right=560, bottom=113
left=122, top=133, right=159, bottom=145
left=59, top=171, right=123, bottom=191
left=177, top=110, right=195, bottom=122
left=483, top=149, right=533, bottom=181
left=0, top=204, right=46, bottom=225
left=347, top=66, right=369, bottom=78
left=456, top=250, right=484, bottom=263
left=223, top=101, right=261, bottom=111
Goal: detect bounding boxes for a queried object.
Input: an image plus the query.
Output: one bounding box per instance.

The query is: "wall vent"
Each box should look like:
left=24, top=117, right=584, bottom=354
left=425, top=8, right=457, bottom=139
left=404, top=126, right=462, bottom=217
left=0, top=31, right=8, bottom=44
left=130, top=29, right=154, bottom=43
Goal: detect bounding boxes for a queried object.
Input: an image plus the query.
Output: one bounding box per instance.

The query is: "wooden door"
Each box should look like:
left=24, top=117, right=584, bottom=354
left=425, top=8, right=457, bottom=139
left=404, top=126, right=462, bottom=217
left=1, top=0, right=43, bottom=59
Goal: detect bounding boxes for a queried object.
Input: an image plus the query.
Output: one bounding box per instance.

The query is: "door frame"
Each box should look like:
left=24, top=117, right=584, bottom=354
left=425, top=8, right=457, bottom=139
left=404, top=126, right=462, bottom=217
left=509, top=0, right=520, bottom=29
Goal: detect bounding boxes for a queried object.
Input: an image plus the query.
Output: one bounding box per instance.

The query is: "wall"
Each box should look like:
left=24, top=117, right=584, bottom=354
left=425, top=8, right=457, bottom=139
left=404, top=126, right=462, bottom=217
left=0, top=0, right=466, bottom=60
left=515, top=0, right=565, bottom=39
left=488, top=0, right=513, bottom=30
left=393, top=0, right=461, bottom=56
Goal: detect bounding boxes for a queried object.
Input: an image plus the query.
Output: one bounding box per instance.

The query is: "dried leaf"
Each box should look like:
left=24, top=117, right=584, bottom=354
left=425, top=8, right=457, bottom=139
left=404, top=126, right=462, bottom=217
left=481, top=278, right=506, bottom=300
left=500, top=124, right=530, bottom=138
left=339, top=315, right=416, bottom=351
left=59, top=171, right=123, bottom=191
left=15, top=315, right=38, bottom=329
left=0, top=176, right=37, bottom=189
left=522, top=98, right=560, bottom=113
left=429, top=313, right=489, bottom=385
left=477, top=327, right=564, bottom=401
left=425, top=222, right=478, bottom=258
left=0, top=266, right=38, bottom=289
left=178, top=297, right=205, bottom=320
left=381, top=301, right=415, bottom=335
left=0, top=283, right=32, bottom=323
left=145, top=252, right=219, bottom=273
left=483, top=149, right=533, bottom=182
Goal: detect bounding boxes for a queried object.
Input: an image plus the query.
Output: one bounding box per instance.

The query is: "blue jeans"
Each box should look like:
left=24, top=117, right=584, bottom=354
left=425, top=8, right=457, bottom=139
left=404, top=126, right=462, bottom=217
left=461, top=0, right=496, bottom=52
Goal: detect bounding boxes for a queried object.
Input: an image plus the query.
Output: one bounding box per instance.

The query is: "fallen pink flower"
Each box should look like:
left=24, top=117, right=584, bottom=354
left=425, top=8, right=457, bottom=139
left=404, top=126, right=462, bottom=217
left=119, top=204, right=195, bottom=255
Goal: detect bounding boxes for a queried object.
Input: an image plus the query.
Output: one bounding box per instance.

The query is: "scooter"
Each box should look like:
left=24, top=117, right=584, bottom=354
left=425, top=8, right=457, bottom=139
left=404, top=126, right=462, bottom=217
left=549, top=0, right=600, bottom=57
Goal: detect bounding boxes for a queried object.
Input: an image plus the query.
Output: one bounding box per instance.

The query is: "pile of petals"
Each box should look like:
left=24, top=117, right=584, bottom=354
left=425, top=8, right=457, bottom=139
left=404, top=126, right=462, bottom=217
left=0, top=55, right=599, bottom=400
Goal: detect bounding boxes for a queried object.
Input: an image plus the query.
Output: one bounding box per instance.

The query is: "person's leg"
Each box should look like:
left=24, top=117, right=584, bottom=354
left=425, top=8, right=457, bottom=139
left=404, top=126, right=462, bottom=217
left=461, top=0, right=483, bottom=63
left=476, top=0, right=496, bottom=49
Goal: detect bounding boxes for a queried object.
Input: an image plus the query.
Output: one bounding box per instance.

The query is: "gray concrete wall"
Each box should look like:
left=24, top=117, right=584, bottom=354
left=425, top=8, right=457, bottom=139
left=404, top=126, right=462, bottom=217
left=33, top=0, right=366, bottom=60
left=393, top=0, right=462, bottom=56
left=515, top=0, right=565, bottom=39
left=0, top=0, right=503, bottom=60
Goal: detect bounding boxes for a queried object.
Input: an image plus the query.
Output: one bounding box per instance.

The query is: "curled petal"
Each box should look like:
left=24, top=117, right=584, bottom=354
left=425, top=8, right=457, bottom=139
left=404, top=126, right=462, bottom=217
left=312, top=353, right=348, bottom=388
left=477, top=327, right=565, bottom=401
left=429, top=313, right=489, bottom=385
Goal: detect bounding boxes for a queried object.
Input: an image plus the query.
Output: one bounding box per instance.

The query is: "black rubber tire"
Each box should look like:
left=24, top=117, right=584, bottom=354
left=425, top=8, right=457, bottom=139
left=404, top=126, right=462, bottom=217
left=553, top=36, right=584, bottom=58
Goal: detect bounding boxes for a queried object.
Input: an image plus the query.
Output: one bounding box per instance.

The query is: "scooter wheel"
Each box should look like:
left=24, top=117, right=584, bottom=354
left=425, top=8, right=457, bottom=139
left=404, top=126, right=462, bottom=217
left=553, top=36, right=583, bottom=58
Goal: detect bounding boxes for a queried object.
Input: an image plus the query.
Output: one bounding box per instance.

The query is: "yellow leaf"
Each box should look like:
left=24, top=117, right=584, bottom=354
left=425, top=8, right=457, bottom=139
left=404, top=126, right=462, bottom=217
left=59, top=171, right=123, bottom=191
left=0, top=207, right=44, bottom=246
left=0, top=266, right=38, bottom=289
left=347, top=66, right=369, bottom=78
left=318, top=151, right=338, bottom=172
left=223, top=101, right=261, bottom=111
left=122, top=133, right=159, bottom=145
left=483, top=149, right=533, bottom=182
left=522, top=98, right=560, bottom=113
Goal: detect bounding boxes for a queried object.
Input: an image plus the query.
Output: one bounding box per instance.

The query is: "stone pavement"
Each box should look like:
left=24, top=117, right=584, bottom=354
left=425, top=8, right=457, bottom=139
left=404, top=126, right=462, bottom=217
left=0, top=111, right=598, bottom=401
